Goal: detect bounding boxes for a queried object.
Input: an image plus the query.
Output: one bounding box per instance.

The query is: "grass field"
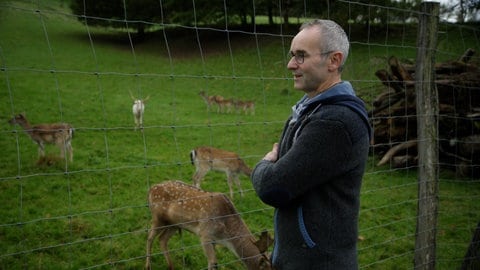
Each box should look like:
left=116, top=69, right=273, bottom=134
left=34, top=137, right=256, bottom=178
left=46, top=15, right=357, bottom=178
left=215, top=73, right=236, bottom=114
left=1, top=0, right=479, bottom=269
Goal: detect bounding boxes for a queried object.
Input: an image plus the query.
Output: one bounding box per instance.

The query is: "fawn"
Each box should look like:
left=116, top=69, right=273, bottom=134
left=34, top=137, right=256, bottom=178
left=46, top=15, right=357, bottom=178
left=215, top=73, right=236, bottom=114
left=145, top=180, right=272, bottom=270
left=190, top=146, right=253, bottom=198
left=8, top=113, right=74, bottom=162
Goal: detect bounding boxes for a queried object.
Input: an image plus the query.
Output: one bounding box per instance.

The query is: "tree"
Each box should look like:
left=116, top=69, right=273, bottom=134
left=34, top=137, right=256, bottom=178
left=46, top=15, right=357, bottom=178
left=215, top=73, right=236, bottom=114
left=70, top=0, right=162, bottom=36
left=70, top=0, right=262, bottom=32
left=440, top=0, right=480, bottom=23
left=461, top=0, right=480, bottom=22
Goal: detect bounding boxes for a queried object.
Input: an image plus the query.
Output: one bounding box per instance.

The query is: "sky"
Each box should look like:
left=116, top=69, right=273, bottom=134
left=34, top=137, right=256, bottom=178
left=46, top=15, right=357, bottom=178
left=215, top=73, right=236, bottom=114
left=436, top=0, right=459, bottom=22
left=434, top=0, right=479, bottom=22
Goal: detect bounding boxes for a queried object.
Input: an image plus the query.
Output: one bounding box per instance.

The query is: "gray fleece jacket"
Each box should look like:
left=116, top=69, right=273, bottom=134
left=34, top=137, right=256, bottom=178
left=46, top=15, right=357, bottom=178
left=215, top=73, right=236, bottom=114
left=251, top=82, right=371, bottom=270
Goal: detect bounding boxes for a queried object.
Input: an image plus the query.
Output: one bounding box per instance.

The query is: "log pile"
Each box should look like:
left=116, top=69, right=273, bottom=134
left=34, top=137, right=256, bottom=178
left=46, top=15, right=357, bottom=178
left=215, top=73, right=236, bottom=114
left=370, top=48, right=480, bottom=177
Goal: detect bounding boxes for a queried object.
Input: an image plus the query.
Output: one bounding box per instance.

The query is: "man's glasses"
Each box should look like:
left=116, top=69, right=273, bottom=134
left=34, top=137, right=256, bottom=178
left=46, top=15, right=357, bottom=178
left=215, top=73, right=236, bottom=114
left=288, top=51, right=334, bottom=65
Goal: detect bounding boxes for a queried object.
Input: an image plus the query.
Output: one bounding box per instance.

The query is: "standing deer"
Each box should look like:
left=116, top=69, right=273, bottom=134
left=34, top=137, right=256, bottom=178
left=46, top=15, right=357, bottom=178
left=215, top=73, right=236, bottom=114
left=130, top=91, right=150, bottom=131
left=199, top=90, right=224, bottom=113
left=235, top=100, right=255, bottom=115
left=8, top=113, right=74, bottom=162
left=145, top=180, right=273, bottom=270
left=217, top=98, right=235, bottom=114
left=190, top=146, right=252, bottom=198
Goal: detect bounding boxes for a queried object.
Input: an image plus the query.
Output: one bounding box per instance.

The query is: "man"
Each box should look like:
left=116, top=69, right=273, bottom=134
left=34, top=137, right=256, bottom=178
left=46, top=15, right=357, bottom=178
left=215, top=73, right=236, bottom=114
left=251, top=19, right=371, bottom=269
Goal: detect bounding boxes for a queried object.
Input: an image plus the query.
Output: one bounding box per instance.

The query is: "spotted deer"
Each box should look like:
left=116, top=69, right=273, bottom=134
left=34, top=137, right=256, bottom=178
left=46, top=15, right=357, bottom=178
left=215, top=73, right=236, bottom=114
left=145, top=180, right=273, bottom=270
left=190, top=146, right=253, bottom=198
left=8, top=113, right=74, bottom=162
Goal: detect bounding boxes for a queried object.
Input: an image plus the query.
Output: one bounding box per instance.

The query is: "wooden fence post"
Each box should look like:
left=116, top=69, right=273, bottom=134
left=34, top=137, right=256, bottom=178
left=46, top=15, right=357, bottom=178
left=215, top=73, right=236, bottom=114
left=414, top=2, right=440, bottom=270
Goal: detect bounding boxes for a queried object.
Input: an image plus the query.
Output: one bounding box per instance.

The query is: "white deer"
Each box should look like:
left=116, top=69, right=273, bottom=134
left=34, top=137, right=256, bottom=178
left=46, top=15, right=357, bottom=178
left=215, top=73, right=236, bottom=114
left=145, top=180, right=273, bottom=270
left=130, top=91, right=150, bottom=131
left=8, top=113, right=74, bottom=162
left=190, top=146, right=253, bottom=198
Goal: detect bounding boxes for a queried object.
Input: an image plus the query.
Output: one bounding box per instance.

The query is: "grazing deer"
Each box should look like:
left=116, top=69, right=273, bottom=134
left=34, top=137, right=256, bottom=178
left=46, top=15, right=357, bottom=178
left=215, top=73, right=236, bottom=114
left=190, top=146, right=252, bottom=198
left=8, top=113, right=74, bottom=162
left=145, top=180, right=273, bottom=270
left=199, top=90, right=224, bottom=113
left=130, top=91, right=150, bottom=131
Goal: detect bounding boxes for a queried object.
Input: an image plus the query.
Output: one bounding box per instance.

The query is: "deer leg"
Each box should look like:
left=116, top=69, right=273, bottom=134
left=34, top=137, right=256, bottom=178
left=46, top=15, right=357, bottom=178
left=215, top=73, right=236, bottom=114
left=146, top=219, right=177, bottom=270
left=145, top=222, right=159, bottom=270
left=37, top=142, right=45, bottom=158
left=134, top=116, right=139, bottom=131
left=158, top=228, right=178, bottom=270
left=58, top=141, right=66, bottom=160
left=200, top=237, right=218, bottom=270
left=67, top=142, right=73, bottom=162
left=207, top=100, right=213, bottom=112
left=59, top=139, right=73, bottom=162
left=192, top=169, right=207, bottom=188
left=226, top=172, right=234, bottom=198
left=232, top=174, right=243, bottom=197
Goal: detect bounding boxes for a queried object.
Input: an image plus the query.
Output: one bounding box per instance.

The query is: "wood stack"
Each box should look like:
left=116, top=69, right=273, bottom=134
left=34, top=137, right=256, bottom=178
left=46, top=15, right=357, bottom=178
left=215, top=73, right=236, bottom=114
left=370, top=49, right=480, bottom=177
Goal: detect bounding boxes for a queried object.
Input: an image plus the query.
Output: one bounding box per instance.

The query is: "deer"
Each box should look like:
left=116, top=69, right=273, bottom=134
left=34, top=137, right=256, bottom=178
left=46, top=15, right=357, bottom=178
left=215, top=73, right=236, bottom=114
left=190, top=146, right=253, bottom=198
left=8, top=113, right=74, bottom=162
left=199, top=90, right=224, bottom=113
left=145, top=180, right=273, bottom=270
left=217, top=98, right=235, bottom=114
left=235, top=100, right=255, bottom=115
left=130, top=90, right=150, bottom=131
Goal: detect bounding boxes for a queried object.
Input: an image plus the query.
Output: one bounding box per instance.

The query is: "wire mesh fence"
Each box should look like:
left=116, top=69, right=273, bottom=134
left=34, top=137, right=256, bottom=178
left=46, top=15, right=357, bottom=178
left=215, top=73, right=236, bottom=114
left=0, top=0, right=479, bottom=269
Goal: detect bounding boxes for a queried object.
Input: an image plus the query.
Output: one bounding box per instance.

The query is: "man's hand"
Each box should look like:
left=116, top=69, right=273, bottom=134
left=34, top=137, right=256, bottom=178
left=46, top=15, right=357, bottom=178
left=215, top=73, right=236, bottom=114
left=263, top=143, right=279, bottom=162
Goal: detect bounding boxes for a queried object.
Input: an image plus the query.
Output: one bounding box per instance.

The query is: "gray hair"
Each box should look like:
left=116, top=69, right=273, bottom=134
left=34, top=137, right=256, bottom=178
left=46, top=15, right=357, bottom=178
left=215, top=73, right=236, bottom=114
left=300, top=19, right=350, bottom=71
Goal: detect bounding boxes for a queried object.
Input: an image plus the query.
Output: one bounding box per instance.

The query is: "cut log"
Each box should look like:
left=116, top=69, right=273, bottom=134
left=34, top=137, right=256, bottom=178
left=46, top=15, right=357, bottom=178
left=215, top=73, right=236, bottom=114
left=377, top=140, right=418, bottom=166
left=389, top=56, right=414, bottom=81
left=371, top=49, right=479, bottom=177
left=392, top=155, right=418, bottom=168
left=458, top=48, right=476, bottom=63
left=375, top=69, right=406, bottom=93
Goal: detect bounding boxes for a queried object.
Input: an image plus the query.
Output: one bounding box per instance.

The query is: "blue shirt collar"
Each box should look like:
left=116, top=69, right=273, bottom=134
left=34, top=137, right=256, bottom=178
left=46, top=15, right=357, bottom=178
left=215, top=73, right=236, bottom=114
left=291, top=81, right=356, bottom=123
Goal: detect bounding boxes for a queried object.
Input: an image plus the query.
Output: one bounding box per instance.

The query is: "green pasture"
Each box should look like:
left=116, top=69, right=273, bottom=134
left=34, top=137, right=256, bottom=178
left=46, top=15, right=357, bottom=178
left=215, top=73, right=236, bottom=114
left=1, top=0, right=479, bottom=269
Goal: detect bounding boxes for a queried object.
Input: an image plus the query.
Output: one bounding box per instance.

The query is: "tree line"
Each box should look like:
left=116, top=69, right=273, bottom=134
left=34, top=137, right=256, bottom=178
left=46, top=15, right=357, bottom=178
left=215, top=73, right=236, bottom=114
left=70, top=0, right=480, bottom=35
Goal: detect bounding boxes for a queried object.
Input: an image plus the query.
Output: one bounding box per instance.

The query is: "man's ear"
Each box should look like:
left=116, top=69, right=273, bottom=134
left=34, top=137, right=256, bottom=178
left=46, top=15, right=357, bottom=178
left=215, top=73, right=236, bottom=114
left=328, top=51, right=344, bottom=72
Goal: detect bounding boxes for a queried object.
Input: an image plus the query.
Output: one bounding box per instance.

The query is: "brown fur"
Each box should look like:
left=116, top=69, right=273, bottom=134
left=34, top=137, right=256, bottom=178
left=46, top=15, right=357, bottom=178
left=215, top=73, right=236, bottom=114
left=8, top=113, right=74, bottom=162
left=145, top=181, right=272, bottom=270
left=190, top=146, right=253, bottom=198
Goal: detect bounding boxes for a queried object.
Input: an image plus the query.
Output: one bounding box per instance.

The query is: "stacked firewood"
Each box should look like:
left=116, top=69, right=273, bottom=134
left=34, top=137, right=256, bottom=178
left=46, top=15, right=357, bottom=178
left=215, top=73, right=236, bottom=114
left=370, top=48, right=480, bottom=177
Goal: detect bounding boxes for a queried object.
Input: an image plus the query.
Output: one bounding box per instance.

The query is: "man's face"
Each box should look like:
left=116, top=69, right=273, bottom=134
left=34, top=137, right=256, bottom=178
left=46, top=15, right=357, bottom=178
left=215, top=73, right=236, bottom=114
left=287, top=28, right=331, bottom=95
